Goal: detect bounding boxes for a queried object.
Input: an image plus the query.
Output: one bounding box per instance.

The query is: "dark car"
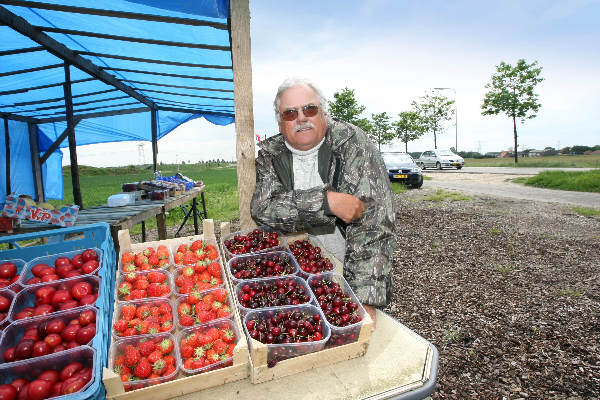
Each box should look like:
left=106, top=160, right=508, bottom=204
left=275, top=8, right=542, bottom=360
left=381, top=152, right=423, bottom=188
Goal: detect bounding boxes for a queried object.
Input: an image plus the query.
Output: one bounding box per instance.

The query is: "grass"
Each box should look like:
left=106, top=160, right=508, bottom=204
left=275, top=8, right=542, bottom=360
left=390, top=182, right=408, bottom=194
left=422, top=189, right=470, bottom=202
left=494, top=264, right=515, bottom=275
left=571, top=206, right=600, bottom=217
left=515, top=170, right=600, bottom=193
left=556, top=287, right=583, bottom=298
left=489, top=228, right=501, bottom=236
left=464, top=154, right=600, bottom=168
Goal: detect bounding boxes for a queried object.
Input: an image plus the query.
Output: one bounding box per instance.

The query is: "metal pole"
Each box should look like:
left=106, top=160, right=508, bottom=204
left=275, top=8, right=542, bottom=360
left=3, top=118, right=10, bottom=194
left=63, top=63, right=83, bottom=208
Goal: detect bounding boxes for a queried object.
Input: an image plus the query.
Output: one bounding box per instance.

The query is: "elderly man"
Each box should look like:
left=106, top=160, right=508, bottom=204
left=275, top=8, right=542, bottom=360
left=250, top=78, right=396, bottom=325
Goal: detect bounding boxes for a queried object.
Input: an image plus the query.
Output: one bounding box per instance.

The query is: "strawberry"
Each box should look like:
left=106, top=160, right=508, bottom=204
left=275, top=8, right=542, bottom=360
left=216, top=307, right=230, bottom=319
left=162, top=364, right=176, bottom=377
left=180, top=344, right=194, bottom=358
left=121, top=251, right=135, bottom=264
left=213, top=339, right=227, bottom=355
left=163, top=355, right=176, bottom=366
left=177, top=244, right=188, bottom=254
left=118, top=282, right=133, bottom=298
left=159, top=338, right=174, bottom=354
left=147, top=271, right=164, bottom=284
left=147, top=283, right=162, bottom=298
left=133, top=277, right=149, bottom=291
left=156, top=245, right=169, bottom=260
left=121, top=304, right=136, bottom=321
left=178, top=302, right=192, bottom=316
left=195, top=309, right=214, bottom=323
left=158, top=302, right=172, bottom=315
left=124, top=272, right=137, bottom=283
left=221, top=328, right=235, bottom=343
left=147, top=349, right=162, bottom=364
left=207, top=262, right=221, bottom=278
left=174, top=253, right=184, bottom=265
left=136, top=304, right=151, bottom=319
left=179, top=314, right=194, bottom=327
left=190, top=240, right=203, bottom=251
left=188, top=290, right=202, bottom=304
left=123, top=327, right=137, bottom=337
left=152, top=359, right=166, bottom=375
left=213, top=288, right=227, bottom=303
left=138, top=340, right=156, bottom=357
left=120, top=372, right=131, bottom=382
left=160, top=284, right=170, bottom=295
left=130, top=289, right=146, bottom=300
left=205, top=246, right=219, bottom=260
left=123, top=263, right=136, bottom=273
left=124, top=345, right=140, bottom=367
left=158, top=259, right=169, bottom=268
left=134, top=357, right=152, bottom=378
left=143, top=247, right=154, bottom=257
left=148, top=254, right=159, bottom=267
left=183, top=252, right=197, bottom=266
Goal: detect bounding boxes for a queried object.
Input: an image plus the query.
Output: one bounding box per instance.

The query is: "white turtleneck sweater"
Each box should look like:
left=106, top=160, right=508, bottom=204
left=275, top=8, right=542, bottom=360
left=284, top=139, right=346, bottom=262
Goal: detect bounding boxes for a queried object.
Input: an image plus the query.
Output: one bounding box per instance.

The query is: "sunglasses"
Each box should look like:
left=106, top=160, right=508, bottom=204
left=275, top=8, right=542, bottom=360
left=280, top=103, right=320, bottom=121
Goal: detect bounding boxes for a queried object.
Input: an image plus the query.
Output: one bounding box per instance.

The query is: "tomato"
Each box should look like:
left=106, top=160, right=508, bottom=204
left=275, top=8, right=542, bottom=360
left=52, top=344, right=66, bottom=353
left=51, top=290, right=72, bottom=307
left=60, top=324, right=79, bottom=342
left=71, top=282, right=92, bottom=300
left=0, top=279, right=10, bottom=288
left=68, top=318, right=80, bottom=325
left=26, top=379, right=52, bottom=400
left=3, top=347, right=15, bottom=362
left=75, top=325, right=95, bottom=345
left=43, top=333, right=62, bottom=348
left=23, top=328, right=39, bottom=341
left=78, top=294, right=97, bottom=306
left=53, top=257, right=71, bottom=268
left=81, top=249, right=97, bottom=262
left=25, top=277, right=42, bottom=286
left=0, top=262, right=17, bottom=279
left=78, top=310, right=95, bottom=326
left=37, top=370, right=59, bottom=383
left=14, top=309, right=34, bottom=320
left=14, top=339, right=34, bottom=360
left=0, top=295, right=10, bottom=312
left=16, top=383, right=28, bottom=400
left=81, top=260, right=98, bottom=275
left=45, top=319, right=65, bottom=334
left=0, top=384, right=17, bottom=400
left=8, top=379, right=28, bottom=393
left=41, top=274, right=59, bottom=283
left=33, top=304, right=54, bottom=317
left=65, top=340, right=79, bottom=349
left=58, top=300, right=78, bottom=311
left=71, top=254, right=84, bottom=269
left=32, top=264, right=50, bottom=278
left=35, top=287, right=56, bottom=306
left=37, top=267, right=55, bottom=278
left=64, top=271, right=81, bottom=279
left=76, top=367, right=92, bottom=382
left=51, top=382, right=62, bottom=397
left=32, top=341, right=51, bottom=357
left=61, top=377, right=87, bottom=395
left=54, top=263, right=73, bottom=279
left=59, top=362, right=83, bottom=382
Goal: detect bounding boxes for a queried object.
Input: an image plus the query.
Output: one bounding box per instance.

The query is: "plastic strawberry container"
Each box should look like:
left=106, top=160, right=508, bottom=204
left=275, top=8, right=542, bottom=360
left=169, top=237, right=221, bottom=267
left=114, top=269, right=173, bottom=303
left=173, top=262, right=226, bottom=296
left=177, top=318, right=239, bottom=376
left=0, top=345, right=96, bottom=398
left=111, top=297, right=175, bottom=339
left=0, top=258, right=26, bottom=292
left=19, top=248, right=103, bottom=287
left=307, top=272, right=367, bottom=348
left=227, top=250, right=299, bottom=285
left=8, top=275, right=101, bottom=323
left=243, top=304, right=330, bottom=366
left=109, top=332, right=179, bottom=391
left=234, top=275, right=314, bottom=317
left=286, top=235, right=339, bottom=279
left=118, top=245, right=173, bottom=273
left=221, top=228, right=286, bottom=260
left=174, top=287, right=233, bottom=330
left=0, top=305, right=98, bottom=363
left=0, top=288, right=16, bottom=331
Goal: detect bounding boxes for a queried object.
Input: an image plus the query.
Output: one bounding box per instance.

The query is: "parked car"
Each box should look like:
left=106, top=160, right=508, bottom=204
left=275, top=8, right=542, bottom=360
left=416, top=149, right=464, bottom=170
left=381, top=152, right=423, bottom=188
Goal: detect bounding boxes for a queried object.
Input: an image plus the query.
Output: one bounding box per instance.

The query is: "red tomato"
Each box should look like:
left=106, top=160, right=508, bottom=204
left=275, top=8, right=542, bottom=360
left=81, top=249, right=97, bottom=262
left=41, top=274, right=60, bottom=283
left=9, top=274, right=19, bottom=284
left=65, top=341, right=79, bottom=350
left=54, top=263, right=73, bottom=279
left=9, top=378, right=28, bottom=393
left=71, top=282, right=92, bottom=300
left=0, top=384, right=17, bottom=400
left=33, top=304, right=54, bottom=317
left=14, top=339, right=34, bottom=360
left=58, top=300, right=79, bottom=311
left=14, top=309, right=34, bottom=320
left=75, top=325, right=95, bottom=345
left=3, top=347, right=15, bottom=362
left=59, top=362, right=83, bottom=382
left=35, top=287, right=56, bottom=305
left=64, top=271, right=81, bottom=279
left=31, top=264, right=50, bottom=278
left=61, top=377, right=87, bottom=395
left=76, top=367, right=92, bottom=382
left=37, top=370, right=59, bottom=383
left=60, top=325, right=79, bottom=342
left=78, top=294, right=97, bottom=306
left=0, top=262, right=17, bottom=279
left=0, top=278, right=10, bottom=288
left=25, top=277, right=42, bottom=286
left=16, top=383, right=28, bottom=400
left=32, top=341, right=51, bottom=357
left=23, top=328, right=39, bottom=341
left=71, top=254, right=84, bottom=269
left=37, top=267, right=55, bottom=278
left=51, top=290, right=72, bottom=307
left=43, top=333, right=62, bottom=348
left=53, top=257, right=71, bottom=268
left=0, top=295, right=10, bottom=312
left=25, top=379, right=52, bottom=400
left=45, top=319, right=65, bottom=334
left=81, top=260, right=98, bottom=275
left=51, top=382, right=62, bottom=397
left=68, top=318, right=80, bottom=326
left=52, top=344, right=66, bottom=353
left=78, top=310, right=95, bottom=326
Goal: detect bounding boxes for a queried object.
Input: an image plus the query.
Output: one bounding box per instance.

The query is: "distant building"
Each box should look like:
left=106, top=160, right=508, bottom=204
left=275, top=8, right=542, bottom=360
left=485, top=152, right=501, bottom=158
left=528, top=150, right=544, bottom=157
left=498, top=151, right=513, bottom=158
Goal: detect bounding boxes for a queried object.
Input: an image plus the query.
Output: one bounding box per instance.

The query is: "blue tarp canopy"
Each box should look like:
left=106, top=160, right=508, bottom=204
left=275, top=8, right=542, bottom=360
left=0, top=0, right=235, bottom=204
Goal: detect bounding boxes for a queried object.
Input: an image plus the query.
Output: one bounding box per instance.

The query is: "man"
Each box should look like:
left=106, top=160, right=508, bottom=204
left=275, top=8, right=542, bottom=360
left=250, top=78, right=396, bottom=325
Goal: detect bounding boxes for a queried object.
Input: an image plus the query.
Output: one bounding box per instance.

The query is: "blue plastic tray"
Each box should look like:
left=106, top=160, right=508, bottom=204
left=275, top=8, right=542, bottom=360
left=0, top=223, right=116, bottom=400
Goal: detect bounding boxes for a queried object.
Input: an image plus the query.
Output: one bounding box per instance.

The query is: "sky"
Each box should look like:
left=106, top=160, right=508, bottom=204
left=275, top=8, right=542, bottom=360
left=69, top=0, right=600, bottom=167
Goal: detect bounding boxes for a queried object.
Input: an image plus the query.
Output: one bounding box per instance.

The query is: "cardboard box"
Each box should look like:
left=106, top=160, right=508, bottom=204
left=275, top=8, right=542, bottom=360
left=1, top=195, right=79, bottom=227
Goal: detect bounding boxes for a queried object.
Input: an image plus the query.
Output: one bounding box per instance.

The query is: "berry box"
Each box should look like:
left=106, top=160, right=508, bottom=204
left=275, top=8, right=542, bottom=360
left=307, top=272, right=367, bottom=348
left=0, top=305, right=98, bottom=363
left=170, top=238, right=220, bottom=267
left=221, top=228, right=286, bottom=260
left=0, top=288, right=16, bottom=330
left=177, top=318, right=239, bottom=376
left=114, top=269, right=173, bottom=303
left=8, top=275, right=101, bottom=323
left=0, top=258, right=26, bottom=292
left=0, top=345, right=96, bottom=398
left=226, top=250, right=299, bottom=285
left=111, top=297, right=175, bottom=338
left=234, top=275, right=314, bottom=317
left=19, top=248, right=102, bottom=287
left=108, top=332, right=179, bottom=391
left=285, top=233, right=343, bottom=279
left=118, top=244, right=173, bottom=273
left=175, top=287, right=233, bottom=329
left=173, top=261, right=225, bottom=296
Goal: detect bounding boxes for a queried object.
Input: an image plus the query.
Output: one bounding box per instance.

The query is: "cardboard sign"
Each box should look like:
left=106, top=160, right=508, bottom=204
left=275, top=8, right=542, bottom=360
left=1, top=195, right=79, bottom=227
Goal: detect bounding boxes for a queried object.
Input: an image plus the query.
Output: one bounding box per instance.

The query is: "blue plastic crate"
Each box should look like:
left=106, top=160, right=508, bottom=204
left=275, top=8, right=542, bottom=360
left=0, top=223, right=116, bottom=400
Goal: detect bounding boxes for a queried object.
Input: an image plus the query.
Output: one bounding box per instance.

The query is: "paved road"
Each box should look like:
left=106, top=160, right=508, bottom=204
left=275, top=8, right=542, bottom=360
left=422, top=167, right=600, bottom=209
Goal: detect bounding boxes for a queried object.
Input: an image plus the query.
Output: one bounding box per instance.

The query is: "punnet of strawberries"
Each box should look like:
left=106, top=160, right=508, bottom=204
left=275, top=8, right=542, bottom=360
left=223, top=229, right=281, bottom=256
left=23, top=248, right=100, bottom=286
left=120, top=245, right=170, bottom=272
left=173, top=240, right=219, bottom=267
left=117, top=270, right=171, bottom=301
left=229, top=252, right=296, bottom=281
left=112, top=334, right=178, bottom=391
left=176, top=288, right=231, bottom=327
left=236, top=277, right=312, bottom=310
left=178, top=320, right=236, bottom=374
left=174, top=261, right=223, bottom=295
left=112, top=299, right=174, bottom=337
left=288, top=239, right=335, bottom=275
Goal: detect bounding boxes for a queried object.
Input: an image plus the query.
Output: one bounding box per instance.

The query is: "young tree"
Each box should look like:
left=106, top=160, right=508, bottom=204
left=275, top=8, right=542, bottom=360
left=412, top=91, right=455, bottom=149
left=368, top=112, right=394, bottom=151
left=393, top=111, right=426, bottom=152
left=481, top=59, right=544, bottom=164
left=328, top=87, right=366, bottom=123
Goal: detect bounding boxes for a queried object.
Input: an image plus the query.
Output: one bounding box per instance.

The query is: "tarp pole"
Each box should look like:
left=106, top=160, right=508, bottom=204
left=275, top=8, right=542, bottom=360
left=230, top=0, right=256, bottom=230
left=27, top=122, right=44, bottom=202
left=3, top=118, right=10, bottom=194
left=151, top=108, right=158, bottom=172
left=63, top=63, right=83, bottom=208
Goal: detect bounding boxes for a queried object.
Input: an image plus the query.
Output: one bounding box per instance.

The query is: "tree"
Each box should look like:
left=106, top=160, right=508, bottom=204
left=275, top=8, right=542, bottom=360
left=481, top=59, right=544, bottom=164
left=412, top=91, right=455, bottom=149
left=367, top=112, right=394, bottom=151
left=393, top=111, right=426, bottom=152
left=328, top=88, right=366, bottom=123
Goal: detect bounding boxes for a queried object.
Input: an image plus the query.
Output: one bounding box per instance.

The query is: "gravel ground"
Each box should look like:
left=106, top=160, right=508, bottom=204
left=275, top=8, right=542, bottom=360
left=132, top=183, right=600, bottom=399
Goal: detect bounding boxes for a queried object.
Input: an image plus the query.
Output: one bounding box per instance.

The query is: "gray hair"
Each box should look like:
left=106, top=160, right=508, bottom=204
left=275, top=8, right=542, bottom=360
left=273, top=78, right=328, bottom=122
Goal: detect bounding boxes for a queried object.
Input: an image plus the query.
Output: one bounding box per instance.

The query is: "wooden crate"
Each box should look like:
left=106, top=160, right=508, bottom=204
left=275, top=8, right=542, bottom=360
left=218, top=223, right=373, bottom=384
left=102, top=219, right=250, bottom=400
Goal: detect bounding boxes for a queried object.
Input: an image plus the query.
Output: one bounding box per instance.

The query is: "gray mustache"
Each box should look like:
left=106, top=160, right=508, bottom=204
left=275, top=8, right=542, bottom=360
left=294, top=122, right=315, bottom=133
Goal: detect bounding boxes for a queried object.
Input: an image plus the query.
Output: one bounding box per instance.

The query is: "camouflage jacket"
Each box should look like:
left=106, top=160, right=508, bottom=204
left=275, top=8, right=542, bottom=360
left=250, top=118, right=396, bottom=307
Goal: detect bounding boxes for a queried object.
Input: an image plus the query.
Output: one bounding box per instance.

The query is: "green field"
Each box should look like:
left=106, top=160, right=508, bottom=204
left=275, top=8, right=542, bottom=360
left=514, top=170, right=600, bottom=193
left=464, top=154, right=600, bottom=168
left=52, top=163, right=239, bottom=233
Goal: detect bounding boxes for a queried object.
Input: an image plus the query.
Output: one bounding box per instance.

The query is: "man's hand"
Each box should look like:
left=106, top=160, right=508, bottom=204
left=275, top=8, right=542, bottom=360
left=327, top=191, right=366, bottom=224
left=363, top=304, right=377, bottom=331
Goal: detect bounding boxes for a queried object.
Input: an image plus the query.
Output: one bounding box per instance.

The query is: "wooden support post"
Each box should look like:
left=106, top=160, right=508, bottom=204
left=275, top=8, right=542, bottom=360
left=27, top=122, right=45, bottom=202
left=156, top=213, right=167, bottom=240
left=3, top=118, right=10, bottom=194
left=63, top=63, right=83, bottom=208
left=151, top=108, right=158, bottom=172
left=230, top=0, right=256, bottom=231
left=192, top=197, right=199, bottom=234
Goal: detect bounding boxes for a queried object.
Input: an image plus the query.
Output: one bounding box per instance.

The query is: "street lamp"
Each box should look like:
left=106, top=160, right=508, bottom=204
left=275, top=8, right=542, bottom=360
left=434, top=87, right=458, bottom=152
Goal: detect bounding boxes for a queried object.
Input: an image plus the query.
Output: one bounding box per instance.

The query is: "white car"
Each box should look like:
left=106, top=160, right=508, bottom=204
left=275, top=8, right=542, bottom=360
left=417, top=150, right=464, bottom=170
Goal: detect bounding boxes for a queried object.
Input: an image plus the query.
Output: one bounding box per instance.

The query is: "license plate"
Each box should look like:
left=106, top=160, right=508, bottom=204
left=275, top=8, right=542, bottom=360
left=393, top=174, right=407, bottom=179
left=453, top=162, right=460, bottom=166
